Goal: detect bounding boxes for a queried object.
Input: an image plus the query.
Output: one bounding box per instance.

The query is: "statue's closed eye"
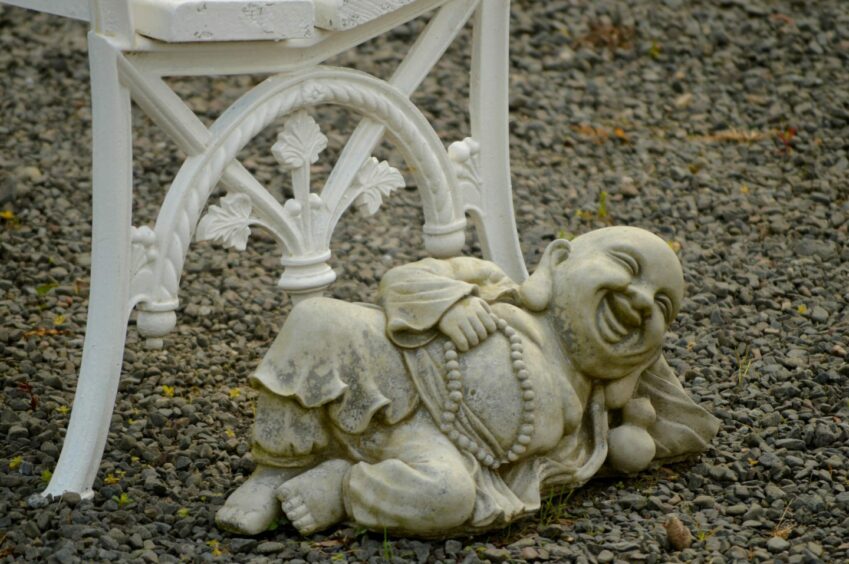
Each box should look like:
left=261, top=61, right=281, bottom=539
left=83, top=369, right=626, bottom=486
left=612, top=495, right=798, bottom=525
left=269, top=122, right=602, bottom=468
left=609, top=250, right=640, bottom=276
left=655, top=293, right=673, bottom=324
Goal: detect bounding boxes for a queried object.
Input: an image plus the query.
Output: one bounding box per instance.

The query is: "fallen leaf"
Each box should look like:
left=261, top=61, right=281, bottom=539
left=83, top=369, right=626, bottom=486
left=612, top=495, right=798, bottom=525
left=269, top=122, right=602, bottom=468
left=9, top=456, right=24, bottom=470
left=23, top=328, right=66, bottom=338
left=35, top=282, right=59, bottom=296
left=697, top=129, right=767, bottom=143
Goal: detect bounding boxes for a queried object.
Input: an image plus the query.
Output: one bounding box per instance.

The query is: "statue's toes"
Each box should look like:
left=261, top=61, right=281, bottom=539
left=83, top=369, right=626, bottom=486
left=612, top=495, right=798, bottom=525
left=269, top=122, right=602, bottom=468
left=215, top=503, right=276, bottom=536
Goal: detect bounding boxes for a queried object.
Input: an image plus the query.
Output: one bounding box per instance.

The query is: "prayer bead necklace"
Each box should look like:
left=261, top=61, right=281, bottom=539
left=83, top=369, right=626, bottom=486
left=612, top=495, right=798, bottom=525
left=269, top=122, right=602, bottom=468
left=439, top=316, right=535, bottom=470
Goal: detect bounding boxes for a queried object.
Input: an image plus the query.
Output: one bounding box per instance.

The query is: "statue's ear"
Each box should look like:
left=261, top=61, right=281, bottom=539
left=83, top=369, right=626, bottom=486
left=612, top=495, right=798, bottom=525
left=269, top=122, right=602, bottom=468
left=519, top=239, right=571, bottom=311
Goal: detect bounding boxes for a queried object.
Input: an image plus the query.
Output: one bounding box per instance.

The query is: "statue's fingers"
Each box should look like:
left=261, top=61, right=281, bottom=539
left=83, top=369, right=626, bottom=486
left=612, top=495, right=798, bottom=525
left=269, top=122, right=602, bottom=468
left=449, top=326, right=470, bottom=351
left=469, top=314, right=488, bottom=342
left=460, top=319, right=480, bottom=347
left=478, top=298, right=493, bottom=313
left=479, top=310, right=497, bottom=334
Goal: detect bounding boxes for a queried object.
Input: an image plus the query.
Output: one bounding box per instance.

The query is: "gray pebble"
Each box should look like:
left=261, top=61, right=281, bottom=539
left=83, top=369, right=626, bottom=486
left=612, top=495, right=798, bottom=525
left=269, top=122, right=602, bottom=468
left=767, top=537, right=791, bottom=553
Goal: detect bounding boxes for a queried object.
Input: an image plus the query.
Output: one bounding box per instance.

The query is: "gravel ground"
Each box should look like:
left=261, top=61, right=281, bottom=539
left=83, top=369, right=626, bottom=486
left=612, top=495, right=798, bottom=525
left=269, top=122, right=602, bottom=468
left=2, top=0, right=849, bottom=562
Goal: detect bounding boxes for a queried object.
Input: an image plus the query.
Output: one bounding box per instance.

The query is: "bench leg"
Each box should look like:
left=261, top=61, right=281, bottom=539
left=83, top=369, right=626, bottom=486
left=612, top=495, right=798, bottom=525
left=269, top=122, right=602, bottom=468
left=42, top=33, right=133, bottom=499
left=470, top=0, right=527, bottom=282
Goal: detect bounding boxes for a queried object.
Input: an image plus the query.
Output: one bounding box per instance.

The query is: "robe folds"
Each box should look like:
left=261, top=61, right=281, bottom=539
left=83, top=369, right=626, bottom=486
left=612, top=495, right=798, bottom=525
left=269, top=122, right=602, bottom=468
left=250, top=256, right=719, bottom=532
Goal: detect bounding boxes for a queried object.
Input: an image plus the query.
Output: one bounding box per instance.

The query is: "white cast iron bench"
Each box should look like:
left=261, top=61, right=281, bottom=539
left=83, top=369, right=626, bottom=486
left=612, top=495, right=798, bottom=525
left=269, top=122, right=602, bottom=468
left=1, top=0, right=526, bottom=500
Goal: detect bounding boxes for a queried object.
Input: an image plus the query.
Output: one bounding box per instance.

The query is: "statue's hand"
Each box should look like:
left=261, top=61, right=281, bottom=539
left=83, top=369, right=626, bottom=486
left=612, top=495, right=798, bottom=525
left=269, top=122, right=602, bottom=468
left=438, top=296, right=497, bottom=352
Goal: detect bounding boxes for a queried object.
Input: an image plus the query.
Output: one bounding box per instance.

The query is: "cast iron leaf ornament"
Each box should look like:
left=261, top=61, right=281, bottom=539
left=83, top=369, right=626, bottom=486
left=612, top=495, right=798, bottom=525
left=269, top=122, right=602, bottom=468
left=196, top=192, right=254, bottom=251
left=272, top=111, right=328, bottom=170
left=354, top=157, right=405, bottom=216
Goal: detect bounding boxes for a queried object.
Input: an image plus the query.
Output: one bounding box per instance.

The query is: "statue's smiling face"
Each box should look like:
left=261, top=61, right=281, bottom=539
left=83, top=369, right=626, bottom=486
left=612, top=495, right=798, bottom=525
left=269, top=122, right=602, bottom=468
left=552, top=227, right=684, bottom=380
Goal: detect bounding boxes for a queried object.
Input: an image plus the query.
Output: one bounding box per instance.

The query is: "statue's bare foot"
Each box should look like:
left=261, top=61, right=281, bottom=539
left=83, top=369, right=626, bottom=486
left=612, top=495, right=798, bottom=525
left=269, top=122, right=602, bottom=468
left=276, top=459, right=351, bottom=535
left=216, top=465, right=298, bottom=535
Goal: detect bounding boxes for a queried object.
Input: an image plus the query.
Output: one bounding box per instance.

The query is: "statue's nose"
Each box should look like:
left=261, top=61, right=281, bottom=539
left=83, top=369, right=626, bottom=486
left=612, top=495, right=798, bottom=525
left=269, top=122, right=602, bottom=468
left=627, top=285, right=654, bottom=317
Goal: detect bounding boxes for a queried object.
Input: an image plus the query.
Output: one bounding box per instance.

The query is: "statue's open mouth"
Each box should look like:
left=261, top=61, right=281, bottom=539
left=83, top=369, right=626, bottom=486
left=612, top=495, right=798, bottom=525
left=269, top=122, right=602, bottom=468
left=597, top=292, right=642, bottom=345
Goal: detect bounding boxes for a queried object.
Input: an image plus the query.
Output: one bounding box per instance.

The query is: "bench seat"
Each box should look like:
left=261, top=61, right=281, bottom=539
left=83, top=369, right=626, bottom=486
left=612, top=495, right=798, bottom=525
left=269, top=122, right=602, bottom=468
left=1, top=0, right=418, bottom=42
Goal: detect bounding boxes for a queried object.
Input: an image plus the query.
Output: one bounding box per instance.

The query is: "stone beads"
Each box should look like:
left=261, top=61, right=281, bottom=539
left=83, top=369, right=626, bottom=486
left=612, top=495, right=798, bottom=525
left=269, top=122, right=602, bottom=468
left=440, top=316, right=535, bottom=469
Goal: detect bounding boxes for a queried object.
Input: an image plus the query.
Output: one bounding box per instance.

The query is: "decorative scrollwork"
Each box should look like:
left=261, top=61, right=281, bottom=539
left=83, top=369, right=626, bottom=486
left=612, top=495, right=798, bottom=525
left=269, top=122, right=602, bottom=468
left=134, top=67, right=466, bottom=313
left=448, top=137, right=481, bottom=210
left=130, top=226, right=158, bottom=276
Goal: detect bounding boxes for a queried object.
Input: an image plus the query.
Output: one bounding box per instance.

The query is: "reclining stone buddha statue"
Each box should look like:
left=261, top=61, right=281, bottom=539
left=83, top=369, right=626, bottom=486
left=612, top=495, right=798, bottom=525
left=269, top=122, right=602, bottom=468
left=216, top=226, right=719, bottom=538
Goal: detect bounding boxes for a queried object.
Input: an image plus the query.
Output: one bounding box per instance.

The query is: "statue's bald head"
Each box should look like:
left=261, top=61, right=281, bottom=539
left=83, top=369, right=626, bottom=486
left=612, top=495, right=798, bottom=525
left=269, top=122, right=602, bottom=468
left=545, top=226, right=684, bottom=380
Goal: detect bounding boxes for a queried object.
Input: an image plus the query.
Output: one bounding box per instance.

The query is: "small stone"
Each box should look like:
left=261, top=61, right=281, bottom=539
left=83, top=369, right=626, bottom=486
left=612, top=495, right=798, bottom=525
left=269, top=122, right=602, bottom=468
left=61, top=492, right=82, bottom=506
left=744, top=504, right=764, bottom=520
left=597, top=549, right=615, bottom=563
left=622, top=494, right=647, bottom=510
left=794, top=493, right=826, bottom=513
left=664, top=515, right=692, bottom=551
left=27, top=494, right=49, bottom=509
left=694, top=495, right=715, bottom=508
left=256, top=542, right=286, bottom=554
left=7, top=425, right=28, bottom=438
left=481, top=547, right=511, bottom=562
left=620, top=176, right=639, bottom=197
left=445, top=539, right=462, bottom=555
left=728, top=546, right=749, bottom=560
left=228, top=539, right=258, bottom=554
left=810, top=306, right=828, bottom=322
left=726, top=504, right=747, bottom=516
left=767, top=536, right=790, bottom=553
left=520, top=547, right=541, bottom=560
left=774, top=438, right=805, bottom=450
left=765, top=483, right=786, bottom=501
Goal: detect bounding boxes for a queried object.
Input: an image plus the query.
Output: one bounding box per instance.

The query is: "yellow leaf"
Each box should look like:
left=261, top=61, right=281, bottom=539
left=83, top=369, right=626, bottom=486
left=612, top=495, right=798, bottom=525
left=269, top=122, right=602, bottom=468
left=177, top=507, right=190, bottom=518
left=740, top=184, right=750, bottom=194
left=55, top=405, right=70, bottom=415
left=668, top=241, right=682, bottom=253
left=0, top=210, right=15, bottom=220
left=207, top=540, right=223, bottom=557
left=23, top=327, right=65, bottom=338
left=53, top=314, right=66, bottom=326
left=797, top=304, right=807, bottom=315
left=225, top=428, right=236, bottom=438
left=228, top=388, right=241, bottom=399
left=648, top=40, right=662, bottom=59
left=9, top=455, right=23, bottom=470
left=161, top=385, right=175, bottom=398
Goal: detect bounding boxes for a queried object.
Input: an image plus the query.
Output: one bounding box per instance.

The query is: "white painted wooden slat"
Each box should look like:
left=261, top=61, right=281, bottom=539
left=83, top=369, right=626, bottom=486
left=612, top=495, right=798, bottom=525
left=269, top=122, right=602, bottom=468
left=314, top=0, right=415, bottom=30
left=0, top=0, right=90, bottom=21
left=131, top=0, right=316, bottom=42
